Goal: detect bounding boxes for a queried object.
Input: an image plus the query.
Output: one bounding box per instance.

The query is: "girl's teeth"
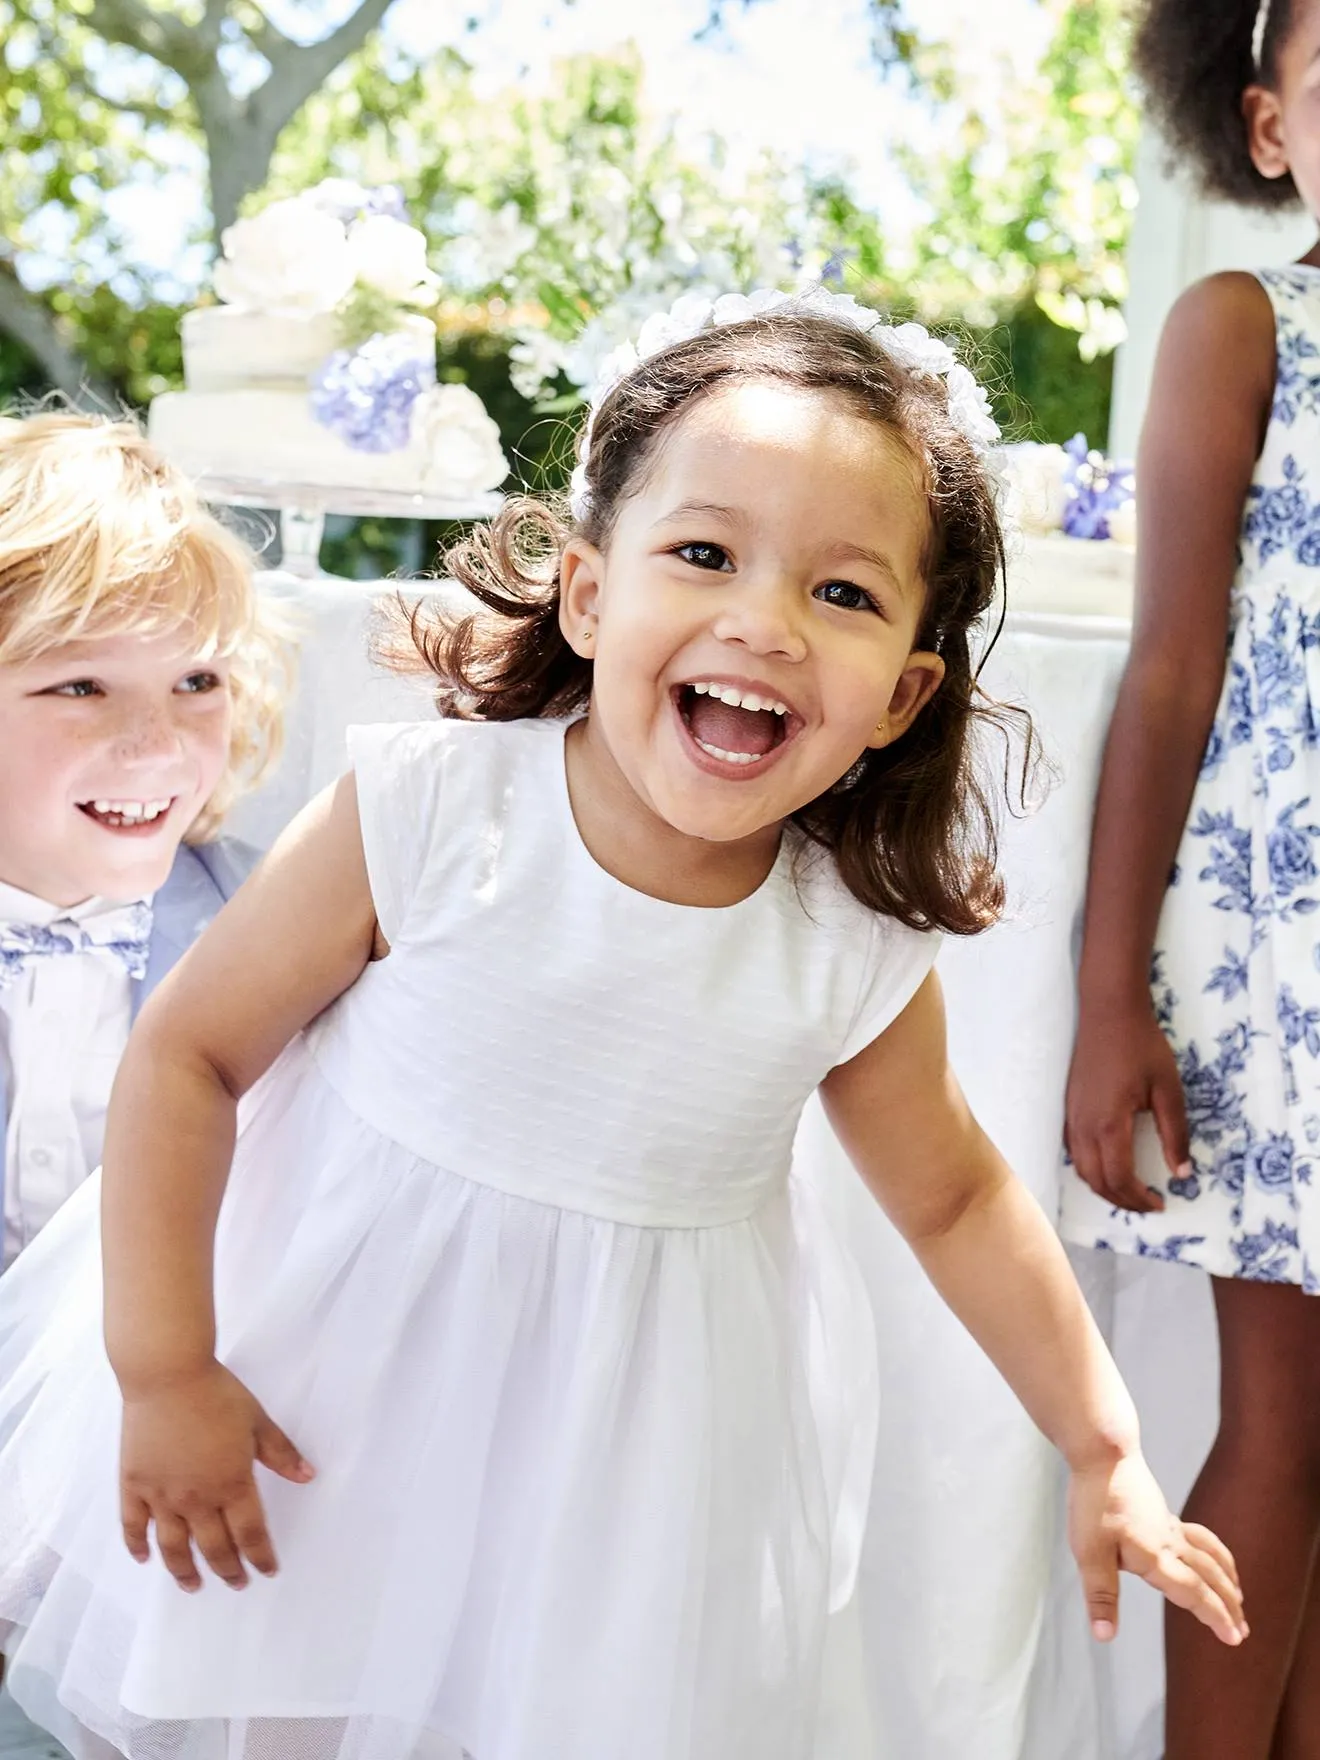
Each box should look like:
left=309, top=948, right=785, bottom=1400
left=694, top=739, right=760, bottom=765
left=688, top=683, right=789, bottom=715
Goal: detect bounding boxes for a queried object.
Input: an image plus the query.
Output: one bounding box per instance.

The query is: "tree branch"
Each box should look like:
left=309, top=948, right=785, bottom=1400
left=233, top=2, right=298, bottom=67
left=85, top=0, right=204, bottom=75
left=0, top=263, right=117, bottom=408
left=255, top=0, right=397, bottom=118
left=60, top=65, right=178, bottom=129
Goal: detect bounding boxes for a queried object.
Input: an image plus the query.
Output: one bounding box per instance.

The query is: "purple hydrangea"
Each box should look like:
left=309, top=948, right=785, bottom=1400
left=310, top=179, right=409, bottom=226
left=309, top=330, right=437, bottom=453
left=1061, top=432, right=1135, bottom=541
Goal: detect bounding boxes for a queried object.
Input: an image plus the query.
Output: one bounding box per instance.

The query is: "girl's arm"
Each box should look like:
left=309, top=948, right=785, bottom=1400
left=822, top=973, right=1247, bottom=1648
left=1066, top=272, right=1276, bottom=1213
left=102, top=772, right=381, bottom=1592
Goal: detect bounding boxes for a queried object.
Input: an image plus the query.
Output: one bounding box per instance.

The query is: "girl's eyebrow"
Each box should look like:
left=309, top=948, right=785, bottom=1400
left=649, top=499, right=744, bottom=529
left=827, top=541, right=904, bottom=591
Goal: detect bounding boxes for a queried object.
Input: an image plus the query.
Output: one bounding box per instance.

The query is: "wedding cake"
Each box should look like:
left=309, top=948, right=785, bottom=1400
left=148, top=181, right=509, bottom=500
left=1000, top=437, right=1136, bottom=619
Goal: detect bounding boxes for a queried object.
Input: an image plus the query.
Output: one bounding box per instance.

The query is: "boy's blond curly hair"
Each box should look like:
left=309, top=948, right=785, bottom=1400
left=0, top=411, right=292, bottom=841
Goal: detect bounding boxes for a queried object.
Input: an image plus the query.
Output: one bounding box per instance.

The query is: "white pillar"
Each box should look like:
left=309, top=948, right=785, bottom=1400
left=1109, top=129, right=1314, bottom=457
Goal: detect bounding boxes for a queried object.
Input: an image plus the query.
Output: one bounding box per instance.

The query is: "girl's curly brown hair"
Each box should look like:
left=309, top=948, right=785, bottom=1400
left=1133, top=0, right=1300, bottom=210
left=383, top=310, right=1028, bottom=936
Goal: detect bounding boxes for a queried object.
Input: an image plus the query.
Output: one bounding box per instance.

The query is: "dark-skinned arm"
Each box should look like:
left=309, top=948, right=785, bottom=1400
left=1065, top=272, right=1276, bottom=1213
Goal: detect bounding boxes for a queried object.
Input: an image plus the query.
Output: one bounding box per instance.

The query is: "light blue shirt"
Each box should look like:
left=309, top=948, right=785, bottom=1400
left=0, top=839, right=255, bottom=1265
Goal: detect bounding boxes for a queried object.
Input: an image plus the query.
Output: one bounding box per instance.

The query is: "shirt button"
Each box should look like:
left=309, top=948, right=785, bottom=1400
left=28, top=1148, right=52, bottom=1168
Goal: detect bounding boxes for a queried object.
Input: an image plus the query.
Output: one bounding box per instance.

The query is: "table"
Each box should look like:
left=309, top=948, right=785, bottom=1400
left=230, top=544, right=1215, bottom=1760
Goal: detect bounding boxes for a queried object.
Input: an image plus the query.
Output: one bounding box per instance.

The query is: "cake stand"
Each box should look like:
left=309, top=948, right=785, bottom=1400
left=196, top=476, right=504, bottom=578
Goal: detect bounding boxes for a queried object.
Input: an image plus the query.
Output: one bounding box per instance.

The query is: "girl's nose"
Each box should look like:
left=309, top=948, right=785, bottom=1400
left=710, top=579, right=807, bottom=663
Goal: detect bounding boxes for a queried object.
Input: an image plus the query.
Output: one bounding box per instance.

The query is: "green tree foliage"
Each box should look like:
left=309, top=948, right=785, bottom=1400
left=1, top=0, right=1139, bottom=578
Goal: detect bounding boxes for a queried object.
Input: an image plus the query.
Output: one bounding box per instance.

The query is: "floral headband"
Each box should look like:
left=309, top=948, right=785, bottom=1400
left=1253, top=0, right=1273, bottom=72
left=567, top=285, right=1002, bottom=522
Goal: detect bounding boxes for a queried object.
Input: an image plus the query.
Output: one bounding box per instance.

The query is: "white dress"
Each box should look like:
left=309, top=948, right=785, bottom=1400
left=0, top=717, right=939, bottom=1760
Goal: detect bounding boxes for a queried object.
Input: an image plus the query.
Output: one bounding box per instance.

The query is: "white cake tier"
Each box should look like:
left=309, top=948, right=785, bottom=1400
left=150, top=389, right=445, bottom=494
left=1010, top=531, right=1134, bottom=621
left=180, top=307, right=435, bottom=394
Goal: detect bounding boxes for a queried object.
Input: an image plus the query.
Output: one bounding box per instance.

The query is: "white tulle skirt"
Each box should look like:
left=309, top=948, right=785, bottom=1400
left=0, top=1041, right=878, bottom=1760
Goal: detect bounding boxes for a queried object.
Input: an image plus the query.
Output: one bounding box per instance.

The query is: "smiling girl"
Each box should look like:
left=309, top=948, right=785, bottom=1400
left=0, top=412, right=285, bottom=1270
left=0, top=302, right=1242, bottom=1760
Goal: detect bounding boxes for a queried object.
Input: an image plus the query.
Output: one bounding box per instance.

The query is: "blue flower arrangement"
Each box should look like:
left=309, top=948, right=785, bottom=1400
left=309, top=331, right=437, bottom=454
left=1061, top=433, right=1135, bottom=541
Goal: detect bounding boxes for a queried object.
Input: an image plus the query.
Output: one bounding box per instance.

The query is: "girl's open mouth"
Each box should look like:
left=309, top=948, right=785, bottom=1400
left=77, top=797, right=176, bottom=834
left=673, top=681, right=800, bottom=776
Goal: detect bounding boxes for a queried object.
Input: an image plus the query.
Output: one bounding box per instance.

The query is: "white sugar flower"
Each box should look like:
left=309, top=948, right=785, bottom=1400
left=998, top=442, right=1068, bottom=535
left=412, top=384, right=509, bottom=496
left=213, top=199, right=355, bottom=316
left=348, top=215, right=438, bottom=306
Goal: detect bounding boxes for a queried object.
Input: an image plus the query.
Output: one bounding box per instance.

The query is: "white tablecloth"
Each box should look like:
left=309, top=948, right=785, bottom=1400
left=229, top=562, right=1219, bottom=1760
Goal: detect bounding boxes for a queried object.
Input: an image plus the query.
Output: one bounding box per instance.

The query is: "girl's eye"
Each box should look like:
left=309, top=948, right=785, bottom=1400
left=46, top=678, right=102, bottom=698
left=176, top=670, right=223, bottom=695
left=675, top=542, right=734, bottom=573
left=814, top=581, right=880, bottom=614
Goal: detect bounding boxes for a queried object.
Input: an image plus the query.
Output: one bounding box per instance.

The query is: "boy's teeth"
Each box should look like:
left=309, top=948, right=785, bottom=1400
left=86, top=798, right=171, bottom=822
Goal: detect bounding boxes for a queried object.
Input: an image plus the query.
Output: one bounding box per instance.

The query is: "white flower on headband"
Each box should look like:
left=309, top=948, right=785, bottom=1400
left=568, top=286, right=1001, bottom=521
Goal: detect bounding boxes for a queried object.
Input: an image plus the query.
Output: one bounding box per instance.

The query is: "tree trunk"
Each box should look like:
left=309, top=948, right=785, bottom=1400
left=205, top=108, right=284, bottom=242
left=0, top=266, right=116, bottom=408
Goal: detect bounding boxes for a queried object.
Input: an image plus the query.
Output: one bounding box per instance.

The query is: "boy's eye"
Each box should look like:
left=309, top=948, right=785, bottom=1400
left=675, top=541, right=734, bottom=572
left=815, top=580, right=880, bottom=614
left=177, top=670, right=223, bottom=695
left=46, top=678, right=102, bottom=698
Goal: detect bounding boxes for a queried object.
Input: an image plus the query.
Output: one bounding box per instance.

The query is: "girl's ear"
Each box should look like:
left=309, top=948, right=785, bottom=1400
left=1243, top=83, right=1292, bottom=182
left=559, top=539, right=605, bottom=658
left=867, top=651, right=946, bottom=749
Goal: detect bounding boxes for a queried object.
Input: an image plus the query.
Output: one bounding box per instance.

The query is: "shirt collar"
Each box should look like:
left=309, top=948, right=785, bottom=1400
left=0, top=879, right=152, bottom=928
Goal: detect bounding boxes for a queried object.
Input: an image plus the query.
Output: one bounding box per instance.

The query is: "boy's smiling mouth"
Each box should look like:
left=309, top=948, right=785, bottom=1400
left=77, top=796, right=177, bottom=832
left=673, top=679, right=801, bottom=775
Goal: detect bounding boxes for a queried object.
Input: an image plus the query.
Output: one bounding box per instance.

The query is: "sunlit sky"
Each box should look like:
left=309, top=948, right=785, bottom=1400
left=102, top=0, right=1049, bottom=293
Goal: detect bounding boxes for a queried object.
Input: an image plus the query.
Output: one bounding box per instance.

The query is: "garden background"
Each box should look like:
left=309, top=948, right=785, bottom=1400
left=0, top=0, right=1135, bottom=574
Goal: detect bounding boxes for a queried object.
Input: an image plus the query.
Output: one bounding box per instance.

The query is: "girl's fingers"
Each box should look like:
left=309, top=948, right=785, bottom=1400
left=188, top=1510, right=248, bottom=1589
left=1183, top=1522, right=1242, bottom=1590
left=254, top=1417, right=315, bottom=1486
left=153, top=1511, right=203, bottom=1592
left=120, top=1490, right=151, bottom=1564
left=1142, top=1548, right=1244, bottom=1647
left=1182, top=1543, right=1246, bottom=1630
left=1096, top=1117, right=1164, bottom=1215
left=1150, top=1075, right=1192, bottom=1181
left=1077, top=1539, right=1122, bottom=1642
left=224, top=1486, right=280, bottom=1578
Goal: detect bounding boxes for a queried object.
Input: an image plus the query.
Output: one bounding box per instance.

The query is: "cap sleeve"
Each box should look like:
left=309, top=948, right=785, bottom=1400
left=347, top=722, right=450, bottom=946
left=835, top=916, right=943, bottom=1065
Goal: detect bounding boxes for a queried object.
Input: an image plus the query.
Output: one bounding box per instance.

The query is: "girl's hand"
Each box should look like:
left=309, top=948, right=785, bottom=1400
left=1065, top=1002, right=1189, bottom=1214
left=1068, top=1451, right=1246, bottom=1647
left=119, top=1360, right=315, bottom=1592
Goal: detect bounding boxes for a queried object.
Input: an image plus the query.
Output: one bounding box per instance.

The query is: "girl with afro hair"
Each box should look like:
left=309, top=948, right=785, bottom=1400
left=1063, top=3, right=1320, bottom=1756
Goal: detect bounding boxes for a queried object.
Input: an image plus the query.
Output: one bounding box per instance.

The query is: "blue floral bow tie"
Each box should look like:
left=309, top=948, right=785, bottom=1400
left=0, top=901, right=153, bottom=992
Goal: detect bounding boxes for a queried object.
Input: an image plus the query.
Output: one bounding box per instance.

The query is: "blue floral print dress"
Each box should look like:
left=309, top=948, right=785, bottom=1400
left=1061, top=266, right=1320, bottom=1295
